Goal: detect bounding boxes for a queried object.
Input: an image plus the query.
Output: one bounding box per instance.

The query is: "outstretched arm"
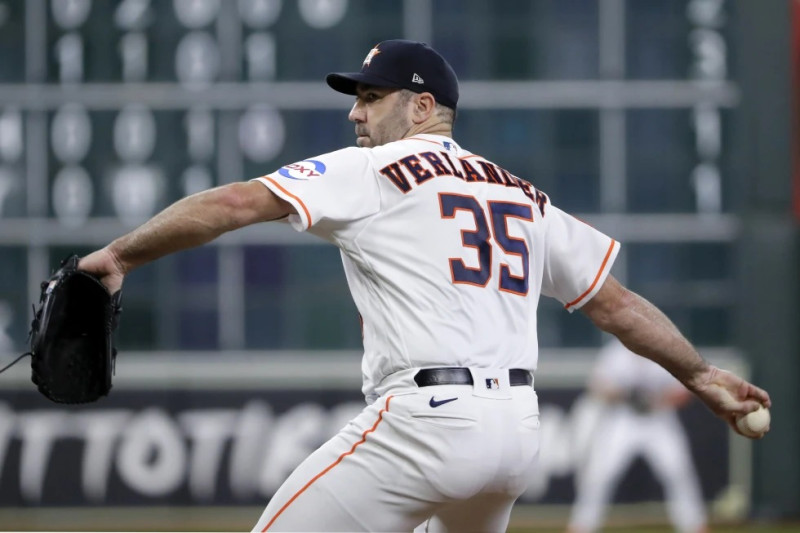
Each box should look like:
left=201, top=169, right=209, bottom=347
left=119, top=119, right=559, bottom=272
left=78, top=181, right=294, bottom=293
left=580, top=275, right=771, bottom=438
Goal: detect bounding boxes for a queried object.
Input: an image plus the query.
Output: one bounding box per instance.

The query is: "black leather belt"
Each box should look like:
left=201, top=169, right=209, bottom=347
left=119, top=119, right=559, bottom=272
left=414, top=367, right=532, bottom=387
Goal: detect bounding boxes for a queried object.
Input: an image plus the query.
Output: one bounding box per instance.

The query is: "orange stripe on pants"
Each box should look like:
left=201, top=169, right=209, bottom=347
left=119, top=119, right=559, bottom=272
left=262, top=395, right=394, bottom=531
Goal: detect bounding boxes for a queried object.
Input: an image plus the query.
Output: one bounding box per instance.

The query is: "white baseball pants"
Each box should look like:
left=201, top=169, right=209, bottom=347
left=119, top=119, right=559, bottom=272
left=252, top=370, right=541, bottom=532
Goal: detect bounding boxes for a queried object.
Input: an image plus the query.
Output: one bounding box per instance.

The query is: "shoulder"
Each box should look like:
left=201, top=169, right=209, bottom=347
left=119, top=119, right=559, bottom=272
left=324, top=145, right=370, bottom=160
left=303, top=145, right=373, bottom=171
left=355, top=139, right=420, bottom=170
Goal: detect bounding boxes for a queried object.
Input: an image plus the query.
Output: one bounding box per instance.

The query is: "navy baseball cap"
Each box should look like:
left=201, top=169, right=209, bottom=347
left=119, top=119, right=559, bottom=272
left=326, top=40, right=459, bottom=109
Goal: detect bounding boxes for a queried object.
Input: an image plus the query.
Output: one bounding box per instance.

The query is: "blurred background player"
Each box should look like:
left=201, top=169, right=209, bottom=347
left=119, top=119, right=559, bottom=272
left=567, top=338, right=709, bottom=533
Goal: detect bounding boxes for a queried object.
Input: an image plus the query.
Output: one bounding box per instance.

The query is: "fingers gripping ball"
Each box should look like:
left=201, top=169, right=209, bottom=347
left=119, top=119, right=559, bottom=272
left=735, top=405, right=770, bottom=437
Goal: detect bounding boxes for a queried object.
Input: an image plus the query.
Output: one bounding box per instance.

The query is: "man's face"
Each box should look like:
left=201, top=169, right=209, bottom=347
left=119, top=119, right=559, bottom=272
left=348, top=85, right=413, bottom=148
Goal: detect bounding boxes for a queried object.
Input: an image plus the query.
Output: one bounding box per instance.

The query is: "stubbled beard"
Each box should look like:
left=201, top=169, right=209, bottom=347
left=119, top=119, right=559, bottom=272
left=356, top=101, right=412, bottom=147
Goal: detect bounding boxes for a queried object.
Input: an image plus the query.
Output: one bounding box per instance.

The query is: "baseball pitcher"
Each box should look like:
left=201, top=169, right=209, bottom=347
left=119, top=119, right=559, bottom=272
left=78, top=40, right=771, bottom=532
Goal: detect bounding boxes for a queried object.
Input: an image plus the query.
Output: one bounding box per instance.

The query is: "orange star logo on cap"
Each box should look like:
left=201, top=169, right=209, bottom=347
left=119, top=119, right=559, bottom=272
left=362, top=46, right=381, bottom=67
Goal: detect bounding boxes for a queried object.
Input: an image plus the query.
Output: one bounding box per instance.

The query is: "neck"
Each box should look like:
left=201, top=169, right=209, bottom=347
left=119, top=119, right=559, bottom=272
left=405, top=118, right=453, bottom=139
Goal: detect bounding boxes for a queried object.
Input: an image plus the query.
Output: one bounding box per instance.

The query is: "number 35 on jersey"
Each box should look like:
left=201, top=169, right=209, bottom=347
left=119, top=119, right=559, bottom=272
left=439, top=192, right=539, bottom=297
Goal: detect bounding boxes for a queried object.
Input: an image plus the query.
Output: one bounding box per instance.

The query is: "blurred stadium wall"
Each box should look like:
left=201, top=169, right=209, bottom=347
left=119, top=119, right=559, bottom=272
left=731, top=0, right=800, bottom=519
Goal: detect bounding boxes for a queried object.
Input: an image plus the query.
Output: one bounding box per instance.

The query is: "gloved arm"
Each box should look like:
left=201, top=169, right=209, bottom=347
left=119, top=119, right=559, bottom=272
left=79, top=181, right=294, bottom=293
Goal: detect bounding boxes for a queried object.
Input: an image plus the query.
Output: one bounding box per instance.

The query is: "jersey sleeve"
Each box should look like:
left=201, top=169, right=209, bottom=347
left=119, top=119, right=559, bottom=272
left=540, top=204, right=620, bottom=312
left=251, top=146, right=381, bottom=233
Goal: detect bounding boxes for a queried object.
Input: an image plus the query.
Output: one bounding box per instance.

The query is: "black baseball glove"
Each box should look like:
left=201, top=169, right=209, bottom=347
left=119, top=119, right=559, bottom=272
left=28, top=254, right=122, bottom=404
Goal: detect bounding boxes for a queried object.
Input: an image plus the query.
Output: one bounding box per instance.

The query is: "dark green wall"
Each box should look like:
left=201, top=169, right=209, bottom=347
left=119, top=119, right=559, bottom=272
left=732, top=0, right=800, bottom=518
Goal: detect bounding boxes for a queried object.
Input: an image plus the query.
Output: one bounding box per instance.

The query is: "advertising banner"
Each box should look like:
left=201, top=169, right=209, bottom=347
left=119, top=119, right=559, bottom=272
left=0, top=353, right=741, bottom=510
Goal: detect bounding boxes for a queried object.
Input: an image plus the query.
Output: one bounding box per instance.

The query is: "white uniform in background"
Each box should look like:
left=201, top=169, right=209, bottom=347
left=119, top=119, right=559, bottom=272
left=250, top=134, right=619, bottom=532
left=568, top=338, right=708, bottom=533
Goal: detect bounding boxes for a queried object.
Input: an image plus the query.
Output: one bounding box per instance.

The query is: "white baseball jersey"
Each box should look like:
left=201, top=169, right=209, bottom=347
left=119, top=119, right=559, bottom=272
left=253, top=134, right=619, bottom=400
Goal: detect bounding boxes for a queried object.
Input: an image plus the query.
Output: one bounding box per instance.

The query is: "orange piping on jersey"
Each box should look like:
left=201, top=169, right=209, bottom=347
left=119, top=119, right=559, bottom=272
left=459, top=154, right=482, bottom=160
left=264, top=177, right=313, bottom=227
left=564, top=239, right=617, bottom=310
left=406, top=136, right=443, bottom=146
left=261, top=395, right=394, bottom=531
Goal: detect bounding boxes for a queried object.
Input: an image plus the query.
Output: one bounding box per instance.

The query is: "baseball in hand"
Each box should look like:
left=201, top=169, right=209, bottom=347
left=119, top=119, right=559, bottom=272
left=735, top=405, right=770, bottom=437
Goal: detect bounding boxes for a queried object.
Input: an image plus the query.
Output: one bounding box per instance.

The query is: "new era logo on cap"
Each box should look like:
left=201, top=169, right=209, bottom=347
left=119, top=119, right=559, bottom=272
left=325, top=39, right=459, bottom=109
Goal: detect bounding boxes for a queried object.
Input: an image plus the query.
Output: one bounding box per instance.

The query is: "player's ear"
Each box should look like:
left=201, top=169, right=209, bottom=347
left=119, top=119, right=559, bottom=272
left=411, top=92, right=436, bottom=124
